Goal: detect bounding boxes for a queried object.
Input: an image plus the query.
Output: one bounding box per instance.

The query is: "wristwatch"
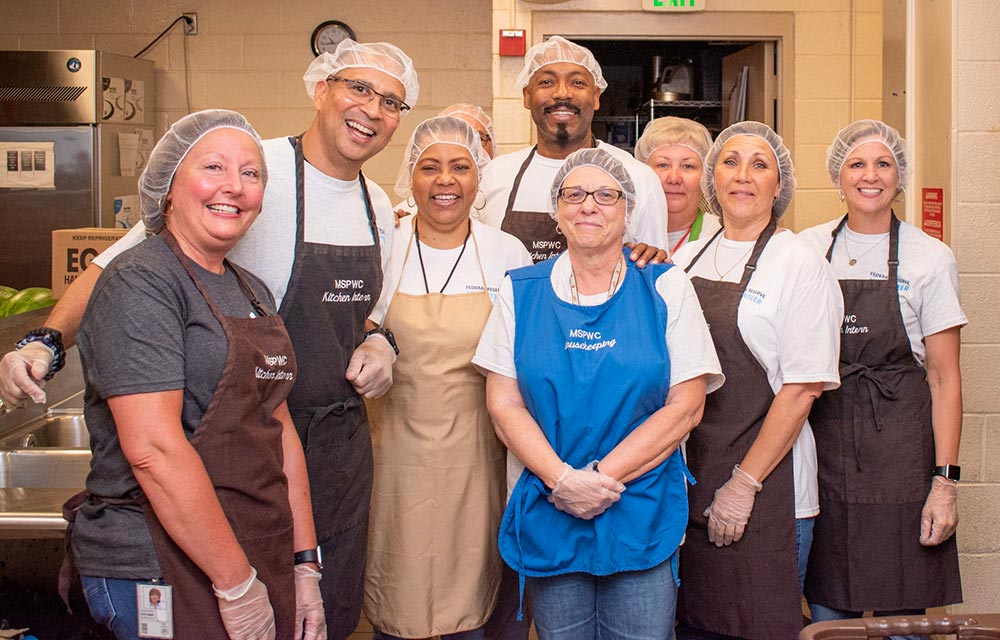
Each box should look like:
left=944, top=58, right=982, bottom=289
left=294, top=547, right=323, bottom=571
left=364, top=327, right=399, bottom=356
left=933, top=464, right=961, bottom=482
left=16, top=327, right=66, bottom=381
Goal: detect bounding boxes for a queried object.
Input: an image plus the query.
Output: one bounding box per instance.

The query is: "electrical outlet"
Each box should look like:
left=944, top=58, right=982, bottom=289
left=183, top=13, right=198, bottom=35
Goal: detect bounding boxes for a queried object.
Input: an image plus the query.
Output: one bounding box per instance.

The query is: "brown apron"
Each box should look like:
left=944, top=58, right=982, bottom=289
left=805, top=214, right=962, bottom=612
left=138, top=230, right=298, bottom=639
left=500, top=147, right=564, bottom=264
left=677, top=218, right=802, bottom=640
left=278, top=136, right=381, bottom=638
left=365, top=225, right=504, bottom=637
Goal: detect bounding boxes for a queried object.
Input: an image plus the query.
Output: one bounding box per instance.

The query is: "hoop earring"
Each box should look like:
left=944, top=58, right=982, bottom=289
left=893, top=185, right=906, bottom=202
left=473, top=189, right=486, bottom=211
left=555, top=224, right=563, bottom=235
left=838, top=189, right=845, bottom=202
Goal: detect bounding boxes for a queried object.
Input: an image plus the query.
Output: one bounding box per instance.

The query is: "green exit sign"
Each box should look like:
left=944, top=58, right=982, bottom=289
left=642, top=0, right=705, bottom=11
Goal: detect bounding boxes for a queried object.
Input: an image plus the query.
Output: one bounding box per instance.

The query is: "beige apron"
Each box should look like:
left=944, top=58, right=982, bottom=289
left=365, top=225, right=505, bottom=637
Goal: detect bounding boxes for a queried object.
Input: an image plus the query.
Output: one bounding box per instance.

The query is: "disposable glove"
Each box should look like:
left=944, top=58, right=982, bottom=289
left=294, top=564, right=326, bottom=640
left=703, top=465, right=762, bottom=547
left=214, top=567, right=276, bottom=640
left=345, top=335, right=394, bottom=399
left=0, top=343, right=53, bottom=407
left=920, top=475, right=959, bottom=546
left=549, top=462, right=625, bottom=520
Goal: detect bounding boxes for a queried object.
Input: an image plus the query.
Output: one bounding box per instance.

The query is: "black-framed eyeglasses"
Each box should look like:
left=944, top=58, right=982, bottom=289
left=327, top=76, right=410, bottom=116
left=557, top=187, right=625, bottom=206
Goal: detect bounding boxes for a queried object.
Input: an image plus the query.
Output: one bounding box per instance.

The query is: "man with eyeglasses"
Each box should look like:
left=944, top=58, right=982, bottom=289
left=0, top=39, right=417, bottom=640
left=478, top=36, right=668, bottom=266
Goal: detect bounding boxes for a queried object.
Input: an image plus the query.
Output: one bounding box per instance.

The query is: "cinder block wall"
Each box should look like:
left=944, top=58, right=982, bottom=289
left=952, top=0, right=1000, bottom=614
left=0, top=0, right=493, bottom=196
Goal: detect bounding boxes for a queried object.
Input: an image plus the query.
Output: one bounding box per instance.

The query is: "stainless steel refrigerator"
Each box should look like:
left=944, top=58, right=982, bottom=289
left=0, top=50, right=155, bottom=289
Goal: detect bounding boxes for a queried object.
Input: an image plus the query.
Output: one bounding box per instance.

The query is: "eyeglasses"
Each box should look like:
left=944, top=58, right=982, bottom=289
left=557, top=187, right=625, bottom=206
left=327, top=76, right=410, bottom=116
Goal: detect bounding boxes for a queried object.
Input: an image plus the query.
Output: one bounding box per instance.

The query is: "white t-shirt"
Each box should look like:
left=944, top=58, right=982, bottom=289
left=93, top=136, right=396, bottom=308
left=370, top=217, right=532, bottom=325
left=798, top=217, right=967, bottom=365
left=672, top=229, right=844, bottom=518
left=479, top=141, right=668, bottom=250
left=473, top=254, right=725, bottom=497
left=668, top=210, right=722, bottom=256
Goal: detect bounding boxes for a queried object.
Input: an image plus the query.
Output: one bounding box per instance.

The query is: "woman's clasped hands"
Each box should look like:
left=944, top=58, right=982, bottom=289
left=548, top=462, right=626, bottom=520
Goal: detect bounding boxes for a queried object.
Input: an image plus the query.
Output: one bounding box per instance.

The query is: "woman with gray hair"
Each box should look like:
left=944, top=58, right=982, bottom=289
left=634, top=116, right=720, bottom=254
left=70, top=110, right=325, bottom=640
left=671, top=121, right=843, bottom=640
left=800, top=120, right=964, bottom=626
left=474, top=147, right=722, bottom=639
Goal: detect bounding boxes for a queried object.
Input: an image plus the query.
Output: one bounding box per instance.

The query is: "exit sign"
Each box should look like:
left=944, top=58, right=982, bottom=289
left=643, top=0, right=705, bottom=11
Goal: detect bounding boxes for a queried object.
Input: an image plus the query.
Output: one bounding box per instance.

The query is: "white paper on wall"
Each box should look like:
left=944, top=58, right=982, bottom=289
left=0, top=142, right=56, bottom=189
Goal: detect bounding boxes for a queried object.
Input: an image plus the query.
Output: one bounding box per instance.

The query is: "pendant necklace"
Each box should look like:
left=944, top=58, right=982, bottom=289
left=413, top=218, right=471, bottom=293
left=713, top=236, right=754, bottom=280
left=843, top=230, right=887, bottom=267
left=569, top=254, right=624, bottom=305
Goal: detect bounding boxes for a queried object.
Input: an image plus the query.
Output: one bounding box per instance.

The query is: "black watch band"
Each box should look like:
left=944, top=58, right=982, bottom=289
left=294, top=547, right=323, bottom=570
left=365, top=327, right=399, bottom=356
left=16, top=327, right=66, bottom=381
left=933, top=464, right=961, bottom=481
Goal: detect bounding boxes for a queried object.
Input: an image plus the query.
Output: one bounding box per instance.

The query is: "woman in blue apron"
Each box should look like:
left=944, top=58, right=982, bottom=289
left=473, top=148, right=723, bottom=640
left=800, top=120, right=963, bottom=630
left=634, top=116, right=721, bottom=255
left=671, top=121, right=844, bottom=640
left=70, top=110, right=325, bottom=639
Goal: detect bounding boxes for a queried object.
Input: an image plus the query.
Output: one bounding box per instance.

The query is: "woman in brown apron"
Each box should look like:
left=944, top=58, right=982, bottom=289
left=364, top=116, right=529, bottom=639
left=70, top=111, right=325, bottom=640
left=800, top=120, right=963, bottom=630
left=672, top=122, right=843, bottom=640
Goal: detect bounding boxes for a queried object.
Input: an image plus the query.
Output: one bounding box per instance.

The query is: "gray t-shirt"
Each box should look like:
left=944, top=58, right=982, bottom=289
left=73, top=234, right=277, bottom=579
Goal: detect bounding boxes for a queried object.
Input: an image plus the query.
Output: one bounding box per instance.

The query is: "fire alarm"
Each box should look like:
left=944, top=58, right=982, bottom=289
left=500, top=29, right=526, bottom=56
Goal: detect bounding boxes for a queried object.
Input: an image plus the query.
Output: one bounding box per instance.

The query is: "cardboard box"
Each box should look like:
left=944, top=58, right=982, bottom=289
left=51, top=227, right=128, bottom=298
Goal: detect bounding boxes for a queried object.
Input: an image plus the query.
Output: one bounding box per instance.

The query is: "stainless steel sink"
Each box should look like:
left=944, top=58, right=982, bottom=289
left=0, top=403, right=92, bottom=489
left=0, top=413, right=90, bottom=449
left=0, top=449, right=91, bottom=488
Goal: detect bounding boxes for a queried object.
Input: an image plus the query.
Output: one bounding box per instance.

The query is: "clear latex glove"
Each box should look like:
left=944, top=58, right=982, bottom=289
left=0, top=344, right=53, bottom=407
left=548, top=462, right=626, bottom=520
left=920, top=476, right=959, bottom=546
left=703, top=465, right=762, bottom=547
left=214, top=567, right=276, bottom=640
left=345, top=336, right=394, bottom=399
left=294, top=565, right=327, bottom=640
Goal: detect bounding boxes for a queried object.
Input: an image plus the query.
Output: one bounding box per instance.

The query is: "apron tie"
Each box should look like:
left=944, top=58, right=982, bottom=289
left=307, top=397, right=362, bottom=428
left=843, top=362, right=908, bottom=470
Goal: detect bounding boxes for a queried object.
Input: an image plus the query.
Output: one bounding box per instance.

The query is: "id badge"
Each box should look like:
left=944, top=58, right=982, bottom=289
left=137, top=582, right=174, bottom=639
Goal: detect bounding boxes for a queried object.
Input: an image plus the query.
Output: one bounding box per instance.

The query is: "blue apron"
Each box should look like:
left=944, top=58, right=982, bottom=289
left=499, top=248, right=691, bottom=581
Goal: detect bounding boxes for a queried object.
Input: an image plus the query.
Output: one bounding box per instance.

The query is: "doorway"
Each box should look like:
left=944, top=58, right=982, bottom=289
left=578, top=38, right=778, bottom=153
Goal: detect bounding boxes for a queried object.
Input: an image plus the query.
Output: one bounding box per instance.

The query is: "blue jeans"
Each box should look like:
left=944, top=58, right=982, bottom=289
left=809, top=604, right=927, bottom=640
left=81, top=575, right=149, bottom=640
left=796, top=516, right=815, bottom=594
left=374, top=627, right=486, bottom=640
left=525, top=558, right=677, bottom=640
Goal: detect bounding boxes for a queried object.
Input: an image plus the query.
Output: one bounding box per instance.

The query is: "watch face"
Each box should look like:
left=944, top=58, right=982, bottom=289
left=311, top=20, right=356, bottom=56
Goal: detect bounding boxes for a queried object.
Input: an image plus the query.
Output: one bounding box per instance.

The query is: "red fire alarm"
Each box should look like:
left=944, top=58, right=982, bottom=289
left=500, top=29, right=526, bottom=56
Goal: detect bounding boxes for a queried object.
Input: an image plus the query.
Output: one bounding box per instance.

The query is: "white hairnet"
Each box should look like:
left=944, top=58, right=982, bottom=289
left=438, top=103, right=494, bottom=146
left=393, top=116, right=491, bottom=199
left=139, top=109, right=265, bottom=233
left=515, top=35, right=608, bottom=93
left=702, top=121, right=797, bottom=218
left=826, top=119, right=911, bottom=190
left=302, top=39, right=419, bottom=109
left=634, top=116, right=713, bottom=163
left=550, top=148, right=636, bottom=226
